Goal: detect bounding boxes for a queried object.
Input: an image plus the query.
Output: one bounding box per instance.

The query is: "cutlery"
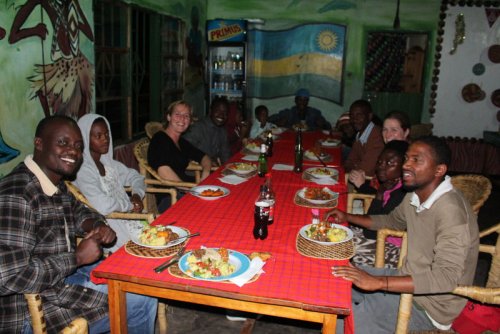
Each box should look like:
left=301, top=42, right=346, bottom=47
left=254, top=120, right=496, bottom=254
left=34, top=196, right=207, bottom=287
left=154, top=246, right=186, bottom=273
left=313, top=153, right=328, bottom=168
left=168, top=232, right=200, bottom=244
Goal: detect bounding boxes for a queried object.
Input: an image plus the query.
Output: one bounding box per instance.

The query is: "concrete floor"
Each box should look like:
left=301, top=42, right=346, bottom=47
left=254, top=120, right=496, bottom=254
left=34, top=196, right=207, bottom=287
left=162, top=301, right=321, bottom=334
left=156, top=176, right=499, bottom=334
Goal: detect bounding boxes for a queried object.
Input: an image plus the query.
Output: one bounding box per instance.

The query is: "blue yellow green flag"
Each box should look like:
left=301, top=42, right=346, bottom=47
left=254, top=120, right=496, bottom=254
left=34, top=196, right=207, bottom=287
left=247, top=23, right=346, bottom=104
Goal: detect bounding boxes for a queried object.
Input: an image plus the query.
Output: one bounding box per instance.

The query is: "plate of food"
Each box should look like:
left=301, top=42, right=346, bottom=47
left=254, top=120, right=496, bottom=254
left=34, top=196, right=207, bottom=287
left=304, top=149, right=331, bottom=161
left=271, top=127, right=285, bottom=135
left=226, top=162, right=257, bottom=175
left=245, top=142, right=261, bottom=153
left=298, top=187, right=338, bottom=204
left=178, top=248, right=251, bottom=281
left=320, top=138, right=341, bottom=147
left=189, top=185, right=230, bottom=200
left=131, top=224, right=187, bottom=249
left=305, top=167, right=339, bottom=179
left=299, top=222, right=353, bottom=245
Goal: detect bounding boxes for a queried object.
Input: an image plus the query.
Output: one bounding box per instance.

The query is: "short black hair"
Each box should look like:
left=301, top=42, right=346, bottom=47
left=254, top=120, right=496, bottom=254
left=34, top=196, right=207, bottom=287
left=211, top=96, right=229, bottom=109
left=35, top=115, right=78, bottom=138
left=254, top=105, right=268, bottom=117
left=349, top=99, right=372, bottom=114
left=413, top=136, right=451, bottom=167
left=384, top=110, right=411, bottom=131
left=383, top=140, right=409, bottom=161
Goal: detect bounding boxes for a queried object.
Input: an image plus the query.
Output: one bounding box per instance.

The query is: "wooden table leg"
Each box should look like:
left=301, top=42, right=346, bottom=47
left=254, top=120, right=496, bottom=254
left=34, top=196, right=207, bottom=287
left=322, top=313, right=337, bottom=334
left=108, top=279, right=128, bottom=333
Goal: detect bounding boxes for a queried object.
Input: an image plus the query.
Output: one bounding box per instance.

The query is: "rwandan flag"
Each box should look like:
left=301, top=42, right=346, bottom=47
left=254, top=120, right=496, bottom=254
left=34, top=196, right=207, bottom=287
left=247, top=23, right=346, bottom=104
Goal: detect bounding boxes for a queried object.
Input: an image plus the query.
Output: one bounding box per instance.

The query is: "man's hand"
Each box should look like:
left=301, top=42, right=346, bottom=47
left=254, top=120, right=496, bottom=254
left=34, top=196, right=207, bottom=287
left=324, top=208, right=348, bottom=223
left=348, top=169, right=366, bottom=188
left=91, top=221, right=116, bottom=246
left=75, top=232, right=103, bottom=266
left=130, top=194, right=144, bottom=213
left=332, top=263, right=385, bottom=291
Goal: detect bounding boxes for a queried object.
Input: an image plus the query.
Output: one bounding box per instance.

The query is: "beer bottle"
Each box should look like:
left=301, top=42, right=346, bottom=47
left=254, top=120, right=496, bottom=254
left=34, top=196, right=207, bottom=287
left=294, top=129, right=303, bottom=173
left=257, top=144, right=268, bottom=177
left=265, top=132, right=273, bottom=157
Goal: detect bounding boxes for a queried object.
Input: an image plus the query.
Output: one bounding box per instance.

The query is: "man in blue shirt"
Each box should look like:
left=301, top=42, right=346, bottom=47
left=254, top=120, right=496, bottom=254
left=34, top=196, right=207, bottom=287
left=268, top=88, right=331, bottom=131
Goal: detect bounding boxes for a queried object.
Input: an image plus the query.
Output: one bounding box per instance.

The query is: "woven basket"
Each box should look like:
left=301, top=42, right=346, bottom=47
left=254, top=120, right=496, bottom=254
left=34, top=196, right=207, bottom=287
left=296, top=233, right=354, bottom=260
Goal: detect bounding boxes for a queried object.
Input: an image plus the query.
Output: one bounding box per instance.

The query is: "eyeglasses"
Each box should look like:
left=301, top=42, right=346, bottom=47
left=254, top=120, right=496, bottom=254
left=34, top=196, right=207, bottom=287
left=376, top=159, right=399, bottom=167
left=172, top=113, right=191, bottom=120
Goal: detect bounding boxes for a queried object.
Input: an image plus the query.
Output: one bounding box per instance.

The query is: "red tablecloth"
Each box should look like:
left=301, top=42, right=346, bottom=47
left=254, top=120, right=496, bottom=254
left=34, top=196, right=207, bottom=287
left=92, top=130, right=353, bottom=333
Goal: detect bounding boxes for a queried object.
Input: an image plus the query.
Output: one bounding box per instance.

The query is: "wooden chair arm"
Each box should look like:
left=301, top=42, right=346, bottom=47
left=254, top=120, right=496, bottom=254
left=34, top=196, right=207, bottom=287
left=347, top=193, right=375, bottom=214
left=395, top=293, right=413, bottom=334
left=105, top=212, right=155, bottom=223
left=60, top=317, right=88, bottom=334
left=452, top=286, right=500, bottom=304
left=375, top=228, right=407, bottom=269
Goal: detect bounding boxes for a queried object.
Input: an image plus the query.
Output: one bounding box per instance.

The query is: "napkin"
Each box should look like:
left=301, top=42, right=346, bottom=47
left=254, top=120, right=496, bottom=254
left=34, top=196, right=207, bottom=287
left=242, top=155, right=258, bottom=161
left=219, top=174, right=247, bottom=185
left=272, top=164, right=294, bottom=171
left=230, top=257, right=266, bottom=287
left=311, top=177, right=338, bottom=185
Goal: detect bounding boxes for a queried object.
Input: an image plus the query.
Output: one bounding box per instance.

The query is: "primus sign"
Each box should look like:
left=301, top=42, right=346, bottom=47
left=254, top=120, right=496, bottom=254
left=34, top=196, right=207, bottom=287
left=207, top=20, right=246, bottom=42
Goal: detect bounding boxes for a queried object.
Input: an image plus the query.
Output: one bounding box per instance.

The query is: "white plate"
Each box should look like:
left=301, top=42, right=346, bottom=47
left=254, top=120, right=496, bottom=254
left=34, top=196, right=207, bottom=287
left=298, top=187, right=338, bottom=204
left=320, top=138, right=341, bottom=147
left=245, top=144, right=261, bottom=153
left=299, top=223, right=353, bottom=245
left=304, top=150, right=331, bottom=161
left=305, top=167, right=339, bottom=179
left=226, top=162, right=256, bottom=175
left=271, top=127, right=285, bottom=135
left=190, top=185, right=230, bottom=200
left=178, top=249, right=251, bottom=281
left=131, top=225, right=188, bottom=249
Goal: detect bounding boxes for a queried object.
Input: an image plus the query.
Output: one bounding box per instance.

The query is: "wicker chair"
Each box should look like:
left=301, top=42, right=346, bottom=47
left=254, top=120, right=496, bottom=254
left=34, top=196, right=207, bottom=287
left=374, top=174, right=495, bottom=333
left=133, top=137, right=197, bottom=214
left=65, top=181, right=168, bottom=334
left=145, top=121, right=164, bottom=139
left=25, top=293, right=88, bottom=334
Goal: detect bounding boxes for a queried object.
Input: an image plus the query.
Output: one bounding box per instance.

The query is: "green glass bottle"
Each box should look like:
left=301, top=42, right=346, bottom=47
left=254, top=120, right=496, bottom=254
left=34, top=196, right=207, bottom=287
left=258, top=144, right=268, bottom=177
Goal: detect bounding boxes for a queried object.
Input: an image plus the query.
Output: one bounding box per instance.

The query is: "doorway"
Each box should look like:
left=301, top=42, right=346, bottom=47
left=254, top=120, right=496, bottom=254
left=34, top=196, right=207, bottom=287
left=363, top=31, right=429, bottom=125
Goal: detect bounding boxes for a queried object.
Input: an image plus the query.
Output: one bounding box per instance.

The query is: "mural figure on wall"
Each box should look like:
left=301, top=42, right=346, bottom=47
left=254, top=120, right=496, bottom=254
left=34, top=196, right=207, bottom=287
left=0, top=131, right=20, bottom=164
left=8, top=0, right=94, bottom=118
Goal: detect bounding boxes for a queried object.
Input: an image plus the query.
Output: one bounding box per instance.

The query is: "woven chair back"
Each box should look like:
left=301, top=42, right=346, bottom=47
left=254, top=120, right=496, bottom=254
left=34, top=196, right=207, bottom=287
left=451, top=174, right=492, bottom=214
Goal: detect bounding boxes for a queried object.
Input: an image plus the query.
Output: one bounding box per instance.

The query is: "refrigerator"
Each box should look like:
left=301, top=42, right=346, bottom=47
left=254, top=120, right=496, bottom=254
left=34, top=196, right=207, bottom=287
left=206, top=19, right=247, bottom=115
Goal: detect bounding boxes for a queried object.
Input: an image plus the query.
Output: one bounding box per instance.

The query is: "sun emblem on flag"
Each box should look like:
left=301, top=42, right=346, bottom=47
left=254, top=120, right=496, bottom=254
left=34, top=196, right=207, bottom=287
left=317, top=30, right=338, bottom=52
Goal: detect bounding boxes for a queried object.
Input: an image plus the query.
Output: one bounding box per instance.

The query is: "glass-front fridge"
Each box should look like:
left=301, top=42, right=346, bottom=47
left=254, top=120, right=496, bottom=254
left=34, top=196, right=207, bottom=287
left=206, top=19, right=247, bottom=114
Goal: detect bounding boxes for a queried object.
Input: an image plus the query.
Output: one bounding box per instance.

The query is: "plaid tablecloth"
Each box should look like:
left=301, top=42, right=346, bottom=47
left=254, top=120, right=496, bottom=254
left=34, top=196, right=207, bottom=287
left=92, top=130, right=353, bottom=333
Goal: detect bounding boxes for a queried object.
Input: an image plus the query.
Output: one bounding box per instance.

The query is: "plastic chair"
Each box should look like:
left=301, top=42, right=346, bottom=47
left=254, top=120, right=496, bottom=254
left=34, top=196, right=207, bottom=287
left=374, top=174, right=495, bottom=333
left=24, top=293, right=88, bottom=334
left=133, top=137, right=197, bottom=214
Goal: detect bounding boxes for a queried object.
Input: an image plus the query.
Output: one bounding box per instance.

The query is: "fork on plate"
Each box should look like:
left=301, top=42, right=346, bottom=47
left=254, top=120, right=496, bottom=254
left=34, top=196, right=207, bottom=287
left=154, top=245, right=186, bottom=273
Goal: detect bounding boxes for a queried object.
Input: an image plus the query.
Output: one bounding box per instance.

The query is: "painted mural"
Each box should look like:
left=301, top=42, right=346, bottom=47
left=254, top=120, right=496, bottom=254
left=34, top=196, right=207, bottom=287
left=8, top=0, right=94, bottom=118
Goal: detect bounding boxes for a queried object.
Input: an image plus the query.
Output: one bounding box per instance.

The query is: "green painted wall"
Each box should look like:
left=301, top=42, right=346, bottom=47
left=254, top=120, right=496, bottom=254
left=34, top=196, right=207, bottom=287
left=0, top=1, right=94, bottom=177
left=206, top=0, right=440, bottom=124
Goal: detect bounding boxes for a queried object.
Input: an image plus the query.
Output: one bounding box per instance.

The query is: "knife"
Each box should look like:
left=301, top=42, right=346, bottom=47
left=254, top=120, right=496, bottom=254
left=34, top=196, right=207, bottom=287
left=154, top=246, right=186, bottom=273
left=314, top=153, right=328, bottom=168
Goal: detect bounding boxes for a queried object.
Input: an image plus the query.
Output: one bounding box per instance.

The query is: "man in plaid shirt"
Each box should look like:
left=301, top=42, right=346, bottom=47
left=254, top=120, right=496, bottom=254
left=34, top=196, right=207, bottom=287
left=0, top=116, right=157, bottom=333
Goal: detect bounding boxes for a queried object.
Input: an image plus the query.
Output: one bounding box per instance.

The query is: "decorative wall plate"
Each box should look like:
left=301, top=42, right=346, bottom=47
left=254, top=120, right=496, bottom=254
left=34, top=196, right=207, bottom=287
left=491, top=89, right=500, bottom=108
left=472, top=63, right=485, bottom=75
left=461, top=83, right=485, bottom=103
left=488, top=44, right=500, bottom=64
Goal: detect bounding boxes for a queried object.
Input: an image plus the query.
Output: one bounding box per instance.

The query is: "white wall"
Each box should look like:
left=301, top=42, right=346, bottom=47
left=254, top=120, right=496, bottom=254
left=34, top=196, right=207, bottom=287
left=432, top=6, right=500, bottom=138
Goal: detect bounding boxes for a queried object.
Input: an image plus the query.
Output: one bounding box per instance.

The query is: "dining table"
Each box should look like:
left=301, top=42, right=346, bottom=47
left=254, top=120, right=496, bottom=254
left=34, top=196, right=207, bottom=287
left=92, top=129, right=355, bottom=333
